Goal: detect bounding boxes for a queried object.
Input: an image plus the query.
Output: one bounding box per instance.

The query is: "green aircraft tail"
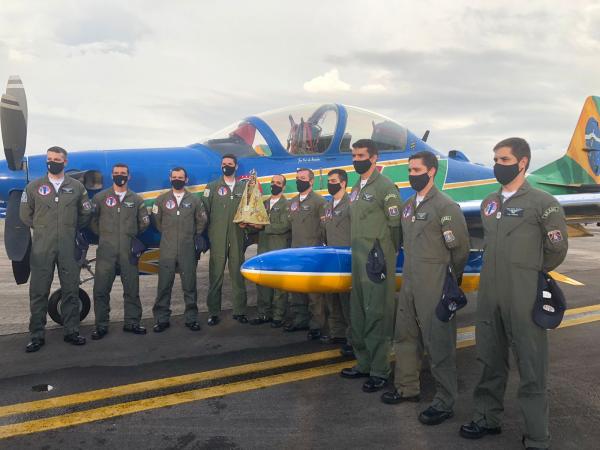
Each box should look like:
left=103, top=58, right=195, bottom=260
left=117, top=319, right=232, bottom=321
left=532, top=96, right=600, bottom=194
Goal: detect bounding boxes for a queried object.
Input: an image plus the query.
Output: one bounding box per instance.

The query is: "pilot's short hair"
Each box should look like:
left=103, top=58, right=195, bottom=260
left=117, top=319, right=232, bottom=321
left=297, top=168, right=314, bottom=180
left=47, top=146, right=68, bottom=158
left=409, top=151, right=438, bottom=175
left=328, top=169, right=348, bottom=184
left=493, top=137, right=531, bottom=170
left=222, top=154, right=238, bottom=165
left=272, top=174, right=287, bottom=186
left=352, top=139, right=378, bottom=157
left=112, top=163, right=129, bottom=174
left=170, top=166, right=188, bottom=178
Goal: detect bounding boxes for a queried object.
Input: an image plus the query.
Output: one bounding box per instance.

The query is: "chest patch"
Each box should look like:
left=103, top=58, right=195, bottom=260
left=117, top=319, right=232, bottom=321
left=362, top=192, right=374, bottom=202
left=290, top=201, right=299, bottom=212
left=181, top=202, right=192, bottom=209
left=325, top=208, right=333, bottom=219
left=415, top=212, right=428, bottom=221
left=123, top=201, right=135, bottom=208
left=301, top=204, right=311, bottom=211
left=483, top=200, right=498, bottom=217
left=105, top=196, right=118, bottom=208
left=38, top=184, right=52, bottom=196
left=403, top=204, right=413, bottom=218
left=333, top=209, right=343, bottom=217
left=217, top=186, right=228, bottom=196
left=504, top=207, right=524, bottom=217
left=165, top=199, right=177, bottom=210
left=349, top=190, right=359, bottom=202
left=61, top=187, right=73, bottom=194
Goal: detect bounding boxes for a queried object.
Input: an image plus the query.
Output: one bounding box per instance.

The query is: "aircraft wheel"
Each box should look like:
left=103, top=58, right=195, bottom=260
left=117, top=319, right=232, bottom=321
left=47, top=288, right=91, bottom=325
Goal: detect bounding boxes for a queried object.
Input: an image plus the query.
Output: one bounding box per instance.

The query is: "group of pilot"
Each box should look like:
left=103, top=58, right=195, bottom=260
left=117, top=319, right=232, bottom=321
left=19, top=136, right=568, bottom=449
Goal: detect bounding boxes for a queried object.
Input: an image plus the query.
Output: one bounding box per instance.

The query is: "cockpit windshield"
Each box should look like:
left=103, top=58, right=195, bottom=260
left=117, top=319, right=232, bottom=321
left=202, top=103, right=408, bottom=156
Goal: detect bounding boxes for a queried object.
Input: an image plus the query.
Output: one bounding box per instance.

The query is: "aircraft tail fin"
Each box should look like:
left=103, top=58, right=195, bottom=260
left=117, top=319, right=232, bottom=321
left=533, top=96, right=600, bottom=192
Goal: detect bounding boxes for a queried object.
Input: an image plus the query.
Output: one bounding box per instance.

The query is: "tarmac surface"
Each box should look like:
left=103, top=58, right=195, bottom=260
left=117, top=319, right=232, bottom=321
left=0, top=223, right=599, bottom=449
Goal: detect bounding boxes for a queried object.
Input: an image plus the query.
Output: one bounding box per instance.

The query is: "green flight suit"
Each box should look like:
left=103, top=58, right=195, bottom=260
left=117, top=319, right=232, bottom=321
left=90, top=188, right=150, bottom=328
left=349, top=170, right=402, bottom=379
left=394, top=185, right=470, bottom=411
left=321, top=193, right=352, bottom=341
left=288, top=190, right=327, bottom=329
left=256, top=196, right=291, bottom=320
left=202, top=177, right=248, bottom=316
left=19, top=175, right=92, bottom=338
left=472, top=181, right=568, bottom=449
left=152, top=190, right=207, bottom=324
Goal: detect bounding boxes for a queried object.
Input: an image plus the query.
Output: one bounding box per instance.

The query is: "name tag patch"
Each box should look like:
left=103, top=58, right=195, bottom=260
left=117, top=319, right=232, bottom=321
left=504, top=207, right=524, bottom=217
left=416, top=212, right=428, bottom=221
left=181, top=202, right=192, bottom=208
left=61, top=187, right=73, bottom=194
left=362, top=192, right=374, bottom=202
left=123, top=201, right=135, bottom=208
left=301, top=204, right=311, bottom=211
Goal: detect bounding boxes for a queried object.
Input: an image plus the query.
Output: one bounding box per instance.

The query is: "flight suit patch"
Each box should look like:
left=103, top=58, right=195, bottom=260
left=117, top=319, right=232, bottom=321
left=123, top=201, right=135, bottom=208
left=152, top=204, right=159, bottom=214
left=548, top=229, right=563, bottom=243
left=105, top=196, right=118, bottom=208
left=235, top=192, right=243, bottom=198
left=483, top=200, right=498, bottom=216
left=20, top=191, right=27, bottom=203
left=443, top=230, right=456, bottom=243
left=403, top=204, right=412, bottom=218
left=441, top=215, right=451, bottom=224
left=416, top=212, right=428, bottom=220
left=542, top=206, right=559, bottom=219
left=333, top=209, right=343, bottom=216
left=165, top=199, right=176, bottom=210
left=384, top=193, right=398, bottom=202
left=38, top=185, right=51, bottom=196
left=82, top=200, right=92, bottom=211
left=142, top=215, right=150, bottom=224
left=203, top=188, right=211, bottom=197
left=290, top=201, right=299, bottom=212
left=388, top=205, right=399, bottom=217
left=181, top=202, right=192, bottom=208
left=217, top=186, right=228, bottom=196
left=349, top=190, right=359, bottom=202
left=301, top=204, right=311, bottom=211
left=61, top=187, right=73, bottom=194
left=504, top=207, right=524, bottom=217
left=325, top=208, right=333, bottom=219
left=362, top=192, right=374, bottom=202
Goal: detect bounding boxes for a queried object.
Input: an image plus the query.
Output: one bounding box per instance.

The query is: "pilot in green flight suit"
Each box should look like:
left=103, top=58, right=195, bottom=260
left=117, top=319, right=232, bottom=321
left=285, top=168, right=327, bottom=338
left=320, top=169, right=353, bottom=353
left=340, top=139, right=402, bottom=393
left=460, top=138, right=568, bottom=450
left=90, top=163, right=150, bottom=339
left=203, top=154, right=249, bottom=325
left=152, top=167, right=208, bottom=332
left=248, top=175, right=291, bottom=327
left=382, top=151, right=470, bottom=428
left=20, top=146, right=93, bottom=352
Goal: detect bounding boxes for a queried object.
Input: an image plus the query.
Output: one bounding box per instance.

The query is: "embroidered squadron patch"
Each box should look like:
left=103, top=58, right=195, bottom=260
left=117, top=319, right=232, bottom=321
left=82, top=201, right=92, bottom=211
left=443, top=230, right=456, bottom=243
left=542, top=206, right=559, bottom=219
left=388, top=205, right=399, bottom=217
left=152, top=204, right=159, bottom=214
left=203, top=188, right=211, bottom=197
left=105, top=196, right=117, bottom=208
left=217, top=186, right=228, bottom=196
left=165, top=199, right=177, bottom=210
left=483, top=200, right=498, bottom=217
left=547, top=229, right=563, bottom=243
left=142, top=215, right=150, bottom=224
left=38, top=184, right=51, bottom=196
left=20, top=191, right=27, bottom=203
left=325, top=208, right=333, bottom=219
left=349, top=190, right=359, bottom=202
left=384, top=193, right=398, bottom=202
left=441, top=215, right=452, bottom=224
left=290, top=201, right=299, bottom=212
left=403, top=204, right=412, bottom=218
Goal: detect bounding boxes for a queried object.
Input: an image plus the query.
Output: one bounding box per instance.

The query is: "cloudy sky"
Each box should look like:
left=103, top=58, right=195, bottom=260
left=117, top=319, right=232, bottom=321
left=1, top=0, right=599, bottom=168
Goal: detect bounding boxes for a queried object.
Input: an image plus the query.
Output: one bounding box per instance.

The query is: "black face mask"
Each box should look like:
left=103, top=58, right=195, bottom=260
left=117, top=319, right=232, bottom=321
left=353, top=159, right=372, bottom=175
left=270, top=184, right=283, bottom=195
left=222, top=165, right=236, bottom=176
left=296, top=179, right=311, bottom=193
left=327, top=182, right=342, bottom=196
left=171, top=179, right=186, bottom=190
left=113, top=175, right=128, bottom=187
left=47, top=161, right=64, bottom=175
left=409, top=173, right=430, bottom=192
left=494, top=163, right=521, bottom=185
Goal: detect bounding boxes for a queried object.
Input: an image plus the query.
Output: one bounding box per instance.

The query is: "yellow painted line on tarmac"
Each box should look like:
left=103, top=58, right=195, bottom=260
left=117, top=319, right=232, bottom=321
left=0, top=362, right=348, bottom=440
left=0, top=349, right=342, bottom=419
left=548, top=271, right=585, bottom=286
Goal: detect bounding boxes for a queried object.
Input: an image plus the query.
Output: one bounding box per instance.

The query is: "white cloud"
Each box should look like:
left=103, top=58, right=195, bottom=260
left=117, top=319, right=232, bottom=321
left=303, top=69, right=351, bottom=94
left=359, top=83, right=387, bottom=93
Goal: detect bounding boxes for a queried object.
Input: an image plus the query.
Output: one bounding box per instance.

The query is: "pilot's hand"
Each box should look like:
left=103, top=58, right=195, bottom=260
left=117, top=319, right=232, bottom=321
left=251, top=224, right=265, bottom=230
left=238, top=223, right=248, bottom=229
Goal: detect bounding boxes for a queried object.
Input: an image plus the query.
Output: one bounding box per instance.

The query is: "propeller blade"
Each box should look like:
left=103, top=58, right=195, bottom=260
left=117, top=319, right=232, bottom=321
left=1, top=93, right=27, bottom=170
left=4, top=190, right=31, bottom=262
left=12, top=250, right=31, bottom=285
left=6, top=75, right=27, bottom=123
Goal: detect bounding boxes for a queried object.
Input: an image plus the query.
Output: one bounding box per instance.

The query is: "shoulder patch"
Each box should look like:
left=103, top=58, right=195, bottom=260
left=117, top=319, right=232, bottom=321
left=441, top=215, right=452, bottom=224
left=203, top=188, right=211, bottom=197
left=142, top=215, right=150, bottom=224
left=82, top=200, right=92, bottom=211
left=384, top=193, right=398, bottom=202
left=542, top=206, right=559, bottom=219
left=20, top=191, right=27, bottom=203
left=152, top=204, right=159, bottom=214
left=547, top=229, right=563, bottom=243
left=443, top=230, right=456, bottom=243
left=388, top=205, right=400, bottom=217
